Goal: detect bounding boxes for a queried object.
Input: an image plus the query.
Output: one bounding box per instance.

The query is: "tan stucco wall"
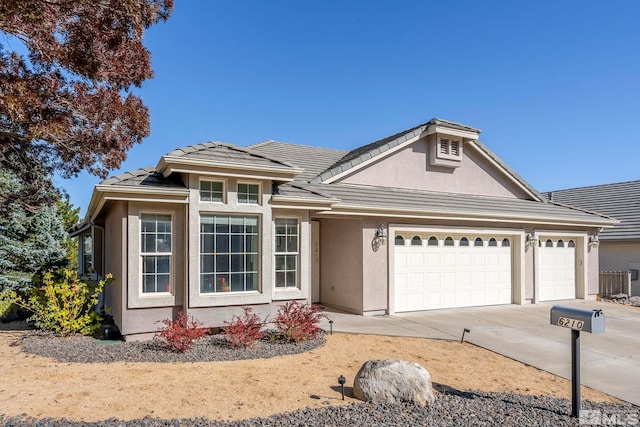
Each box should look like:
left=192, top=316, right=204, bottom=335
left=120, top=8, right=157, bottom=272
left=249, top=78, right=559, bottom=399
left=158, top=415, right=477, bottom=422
left=339, top=139, right=530, bottom=199
left=103, top=201, right=126, bottom=332
left=319, top=218, right=363, bottom=313
left=361, top=219, right=389, bottom=314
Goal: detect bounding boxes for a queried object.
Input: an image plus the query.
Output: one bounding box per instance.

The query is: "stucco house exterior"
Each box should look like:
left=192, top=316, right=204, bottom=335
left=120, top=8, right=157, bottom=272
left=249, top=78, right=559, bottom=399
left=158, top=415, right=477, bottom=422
left=72, top=118, right=615, bottom=340
left=549, top=181, right=640, bottom=296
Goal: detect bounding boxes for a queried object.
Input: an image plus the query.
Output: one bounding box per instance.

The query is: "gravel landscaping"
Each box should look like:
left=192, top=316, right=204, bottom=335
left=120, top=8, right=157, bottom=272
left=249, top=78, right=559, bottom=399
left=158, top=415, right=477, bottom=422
left=19, top=330, right=326, bottom=363
left=1, top=391, right=638, bottom=426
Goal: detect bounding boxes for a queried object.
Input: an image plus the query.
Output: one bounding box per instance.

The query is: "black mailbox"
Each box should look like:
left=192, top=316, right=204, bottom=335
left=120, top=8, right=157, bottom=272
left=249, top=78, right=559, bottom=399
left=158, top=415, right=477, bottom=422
left=550, top=305, right=605, bottom=334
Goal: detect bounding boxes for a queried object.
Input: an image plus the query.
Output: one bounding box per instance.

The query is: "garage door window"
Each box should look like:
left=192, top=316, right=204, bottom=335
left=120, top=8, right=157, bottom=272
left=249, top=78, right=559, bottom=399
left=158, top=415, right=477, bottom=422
left=444, top=237, right=454, bottom=246
left=411, top=236, right=422, bottom=246
left=474, top=237, right=483, bottom=247
left=568, top=240, right=575, bottom=247
left=428, top=236, right=438, bottom=246
left=460, top=237, right=469, bottom=246
left=545, top=239, right=553, bottom=247
left=557, top=240, right=565, bottom=247
left=488, top=238, right=497, bottom=247
left=502, top=238, right=510, bottom=247
left=395, top=236, right=405, bottom=246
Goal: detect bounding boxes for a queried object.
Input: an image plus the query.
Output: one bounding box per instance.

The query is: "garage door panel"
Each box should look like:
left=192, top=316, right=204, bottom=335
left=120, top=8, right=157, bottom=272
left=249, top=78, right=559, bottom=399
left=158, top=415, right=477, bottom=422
left=538, top=238, right=576, bottom=301
left=394, top=233, right=513, bottom=312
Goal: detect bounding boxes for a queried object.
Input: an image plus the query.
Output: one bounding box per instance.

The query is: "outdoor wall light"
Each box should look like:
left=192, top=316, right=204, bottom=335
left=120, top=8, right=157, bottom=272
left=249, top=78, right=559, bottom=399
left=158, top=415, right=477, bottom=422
left=338, top=375, right=346, bottom=400
left=525, top=232, right=538, bottom=248
left=588, top=235, right=600, bottom=249
left=375, top=224, right=387, bottom=245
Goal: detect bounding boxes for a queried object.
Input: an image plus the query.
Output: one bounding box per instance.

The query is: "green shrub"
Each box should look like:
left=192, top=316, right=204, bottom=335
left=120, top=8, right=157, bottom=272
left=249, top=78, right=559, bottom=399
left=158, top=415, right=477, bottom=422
left=0, top=289, right=17, bottom=321
left=14, top=269, right=110, bottom=336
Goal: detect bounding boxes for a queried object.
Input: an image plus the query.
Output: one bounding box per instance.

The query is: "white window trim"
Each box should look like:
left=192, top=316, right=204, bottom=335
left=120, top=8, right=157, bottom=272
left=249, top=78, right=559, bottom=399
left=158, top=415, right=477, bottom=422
left=139, top=212, right=174, bottom=297
left=274, top=217, right=300, bottom=290
left=198, top=214, right=261, bottom=296
left=237, top=181, right=262, bottom=205
left=199, top=178, right=227, bottom=204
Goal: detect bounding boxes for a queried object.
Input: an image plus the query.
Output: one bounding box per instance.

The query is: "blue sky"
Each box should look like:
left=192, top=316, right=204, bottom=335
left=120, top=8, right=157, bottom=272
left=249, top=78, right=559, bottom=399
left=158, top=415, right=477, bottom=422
left=60, top=1, right=640, bottom=215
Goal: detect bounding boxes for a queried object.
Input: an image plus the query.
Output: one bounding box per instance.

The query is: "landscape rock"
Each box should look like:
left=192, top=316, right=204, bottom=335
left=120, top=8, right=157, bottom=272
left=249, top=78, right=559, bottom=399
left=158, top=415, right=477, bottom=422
left=630, top=296, right=640, bottom=307
left=353, top=359, right=436, bottom=406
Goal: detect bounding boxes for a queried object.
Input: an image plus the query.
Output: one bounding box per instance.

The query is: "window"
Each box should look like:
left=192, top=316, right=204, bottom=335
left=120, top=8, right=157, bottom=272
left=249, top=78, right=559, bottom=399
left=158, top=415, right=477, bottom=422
left=275, top=219, right=298, bottom=289
left=200, top=180, right=224, bottom=202
left=428, top=236, right=439, bottom=246
left=545, top=239, right=553, bottom=248
left=141, top=214, right=172, bottom=293
left=568, top=240, right=575, bottom=248
left=82, top=235, right=93, bottom=274
left=474, top=237, right=484, bottom=247
left=200, top=215, right=259, bottom=293
left=502, top=238, right=511, bottom=247
left=460, top=237, right=469, bottom=247
left=444, top=237, right=454, bottom=246
left=557, top=239, right=565, bottom=248
left=238, top=183, right=259, bottom=204
left=395, top=236, right=405, bottom=246
left=411, top=236, right=422, bottom=246
left=488, top=238, right=498, bottom=247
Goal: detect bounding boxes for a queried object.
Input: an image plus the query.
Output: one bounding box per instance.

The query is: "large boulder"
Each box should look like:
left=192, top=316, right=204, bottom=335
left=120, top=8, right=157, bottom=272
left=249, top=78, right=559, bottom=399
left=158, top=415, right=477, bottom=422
left=353, top=359, right=436, bottom=406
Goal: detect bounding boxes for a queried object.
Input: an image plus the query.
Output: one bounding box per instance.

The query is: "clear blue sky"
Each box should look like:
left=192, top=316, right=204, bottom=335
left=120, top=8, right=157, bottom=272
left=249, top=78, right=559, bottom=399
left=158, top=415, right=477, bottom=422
left=60, top=1, right=640, bottom=216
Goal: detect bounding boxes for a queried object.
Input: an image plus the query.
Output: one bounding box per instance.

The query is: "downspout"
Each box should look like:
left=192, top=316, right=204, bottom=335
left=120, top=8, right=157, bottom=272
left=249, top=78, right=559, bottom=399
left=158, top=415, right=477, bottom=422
left=90, top=222, right=106, bottom=311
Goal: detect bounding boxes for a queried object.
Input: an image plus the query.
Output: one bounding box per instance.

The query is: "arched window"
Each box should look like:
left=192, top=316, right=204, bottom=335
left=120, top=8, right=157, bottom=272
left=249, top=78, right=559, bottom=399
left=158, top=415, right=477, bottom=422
left=501, top=238, right=511, bottom=247
left=557, top=239, right=565, bottom=247
left=459, top=237, right=469, bottom=247
left=474, top=237, right=484, bottom=247
left=444, top=237, right=454, bottom=246
left=545, top=239, right=553, bottom=247
left=411, top=236, right=422, bottom=246
left=568, top=240, right=575, bottom=248
left=395, top=236, right=405, bottom=246
left=488, top=238, right=498, bottom=247
left=428, top=236, right=439, bottom=246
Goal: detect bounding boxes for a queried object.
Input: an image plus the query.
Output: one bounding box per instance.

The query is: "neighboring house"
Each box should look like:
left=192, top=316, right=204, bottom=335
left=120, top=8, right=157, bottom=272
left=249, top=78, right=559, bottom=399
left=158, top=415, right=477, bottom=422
left=548, top=181, right=640, bottom=296
left=72, top=118, right=615, bottom=340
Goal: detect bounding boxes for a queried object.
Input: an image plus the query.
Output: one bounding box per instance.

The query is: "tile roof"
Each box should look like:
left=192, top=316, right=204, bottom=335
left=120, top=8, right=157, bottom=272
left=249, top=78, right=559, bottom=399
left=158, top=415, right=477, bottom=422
left=547, top=180, right=640, bottom=239
left=165, top=141, right=297, bottom=170
left=308, top=183, right=613, bottom=226
left=100, top=167, right=185, bottom=188
left=248, top=140, right=346, bottom=181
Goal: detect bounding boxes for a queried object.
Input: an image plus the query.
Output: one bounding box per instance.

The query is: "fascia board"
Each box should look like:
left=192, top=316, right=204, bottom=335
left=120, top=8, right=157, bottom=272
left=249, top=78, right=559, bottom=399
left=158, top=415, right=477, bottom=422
left=322, top=133, right=424, bottom=184
left=270, top=195, right=334, bottom=210
left=88, top=185, right=189, bottom=222
left=317, top=204, right=618, bottom=228
left=157, top=156, right=302, bottom=180
left=425, top=125, right=479, bottom=139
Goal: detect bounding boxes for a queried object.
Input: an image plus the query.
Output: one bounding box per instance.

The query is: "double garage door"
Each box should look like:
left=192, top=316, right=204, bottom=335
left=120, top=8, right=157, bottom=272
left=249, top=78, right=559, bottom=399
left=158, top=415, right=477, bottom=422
left=393, top=232, right=576, bottom=312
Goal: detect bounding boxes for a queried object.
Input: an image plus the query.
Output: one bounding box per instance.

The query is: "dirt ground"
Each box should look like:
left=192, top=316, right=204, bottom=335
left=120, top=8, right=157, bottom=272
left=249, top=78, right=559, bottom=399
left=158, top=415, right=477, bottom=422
left=0, top=328, right=618, bottom=423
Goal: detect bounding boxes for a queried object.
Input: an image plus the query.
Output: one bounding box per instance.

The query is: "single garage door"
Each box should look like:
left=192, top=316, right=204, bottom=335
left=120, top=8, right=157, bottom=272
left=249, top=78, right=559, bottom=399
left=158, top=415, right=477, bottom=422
left=394, top=233, right=512, bottom=312
left=538, top=238, right=576, bottom=301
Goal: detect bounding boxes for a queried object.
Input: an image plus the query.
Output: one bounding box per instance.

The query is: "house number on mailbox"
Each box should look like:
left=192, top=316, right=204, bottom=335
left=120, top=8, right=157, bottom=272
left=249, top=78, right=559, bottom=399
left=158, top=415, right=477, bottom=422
left=556, top=317, right=584, bottom=331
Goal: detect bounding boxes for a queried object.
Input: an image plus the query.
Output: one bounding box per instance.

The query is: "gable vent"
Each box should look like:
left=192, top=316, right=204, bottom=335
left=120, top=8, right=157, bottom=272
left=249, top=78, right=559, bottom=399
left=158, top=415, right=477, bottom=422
left=439, top=139, right=450, bottom=155
left=450, top=140, right=460, bottom=156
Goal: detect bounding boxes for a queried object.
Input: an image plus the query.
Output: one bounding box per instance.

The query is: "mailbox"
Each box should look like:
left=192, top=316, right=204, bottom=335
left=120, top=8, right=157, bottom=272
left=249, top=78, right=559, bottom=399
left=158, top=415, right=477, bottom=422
left=550, top=305, right=605, bottom=334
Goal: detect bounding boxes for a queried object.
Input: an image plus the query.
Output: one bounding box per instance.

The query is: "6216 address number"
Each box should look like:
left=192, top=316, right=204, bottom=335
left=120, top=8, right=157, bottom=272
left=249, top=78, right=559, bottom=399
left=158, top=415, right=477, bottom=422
left=556, top=316, right=584, bottom=331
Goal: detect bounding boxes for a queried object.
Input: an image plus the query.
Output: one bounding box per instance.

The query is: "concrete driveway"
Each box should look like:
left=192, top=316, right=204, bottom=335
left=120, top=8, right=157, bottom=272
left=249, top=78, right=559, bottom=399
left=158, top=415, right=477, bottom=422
left=319, top=300, right=640, bottom=406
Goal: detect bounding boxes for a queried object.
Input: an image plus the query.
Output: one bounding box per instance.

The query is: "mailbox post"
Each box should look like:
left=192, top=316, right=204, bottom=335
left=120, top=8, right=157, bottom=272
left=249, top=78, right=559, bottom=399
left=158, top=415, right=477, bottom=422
left=550, top=306, right=605, bottom=418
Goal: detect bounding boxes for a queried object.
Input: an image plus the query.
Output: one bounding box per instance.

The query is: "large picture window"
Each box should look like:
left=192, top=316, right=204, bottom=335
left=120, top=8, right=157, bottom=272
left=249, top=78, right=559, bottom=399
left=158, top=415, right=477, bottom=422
left=200, top=215, right=259, bottom=293
left=275, top=218, right=298, bottom=288
left=141, top=214, right=172, bottom=293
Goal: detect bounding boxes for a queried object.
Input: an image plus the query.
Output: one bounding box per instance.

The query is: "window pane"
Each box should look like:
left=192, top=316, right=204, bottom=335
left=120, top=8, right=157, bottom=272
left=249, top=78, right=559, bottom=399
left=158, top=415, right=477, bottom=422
left=475, top=238, right=483, bottom=247
left=488, top=238, right=497, bottom=247
left=502, top=238, right=511, bottom=247
left=246, top=235, right=259, bottom=252
left=230, top=216, right=244, bottom=233
left=201, top=274, right=214, bottom=293
left=246, top=253, right=258, bottom=271
left=201, top=255, right=214, bottom=273
left=201, top=234, right=214, bottom=253
left=246, top=273, right=258, bottom=291
left=143, top=275, right=156, bottom=293
left=157, top=256, right=170, bottom=274
left=460, top=237, right=469, bottom=246
left=157, top=274, right=169, bottom=292
left=231, top=254, right=244, bottom=272
left=276, top=236, right=286, bottom=253
left=444, top=237, right=454, bottom=246
left=230, top=274, right=243, bottom=291
left=157, top=234, right=171, bottom=252
left=215, top=216, right=229, bottom=233
left=216, top=235, right=229, bottom=253
left=288, top=236, right=298, bottom=252
left=216, top=255, right=229, bottom=273
left=285, top=255, right=297, bottom=270
left=428, top=237, right=438, bottom=246
left=231, top=234, right=243, bottom=252
left=285, top=271, right=296, bottom=287
left=276, top=271, right=286, bottom=288
left=143, top=256, right=155, bottom=274
left=275, top=255, right=286, bottom=270
left=395, top=236, right=404, bottom=246
left=141, top=217, right=156, bottom=232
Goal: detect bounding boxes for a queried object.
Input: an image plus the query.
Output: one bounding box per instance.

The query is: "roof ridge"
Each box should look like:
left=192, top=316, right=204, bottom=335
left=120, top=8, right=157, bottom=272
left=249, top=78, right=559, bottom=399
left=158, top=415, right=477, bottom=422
left=547, top=200, right=617, bottom=222
left=248, top=139, right=347, bottom=153
left=101, top=166, right=157, bottom=185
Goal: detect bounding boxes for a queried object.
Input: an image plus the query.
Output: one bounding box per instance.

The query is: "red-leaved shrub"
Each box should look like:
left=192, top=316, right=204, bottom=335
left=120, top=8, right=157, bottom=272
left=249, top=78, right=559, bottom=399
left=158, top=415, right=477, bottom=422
left=274, top=301, right=326, bottom=342
left=156, top=311, right=207, bottom=353
left=224, top=306, right=266, bottom=348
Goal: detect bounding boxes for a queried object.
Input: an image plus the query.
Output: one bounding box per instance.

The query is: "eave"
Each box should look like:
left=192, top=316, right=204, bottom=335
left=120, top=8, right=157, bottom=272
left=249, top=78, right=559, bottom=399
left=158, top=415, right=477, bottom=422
left=157, top=156, right=303, bottom=182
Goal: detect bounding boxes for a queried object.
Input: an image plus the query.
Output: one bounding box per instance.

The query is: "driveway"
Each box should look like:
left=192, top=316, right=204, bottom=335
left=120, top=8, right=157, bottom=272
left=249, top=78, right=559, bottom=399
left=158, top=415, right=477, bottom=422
left=319, top=300, right=640, bottom=406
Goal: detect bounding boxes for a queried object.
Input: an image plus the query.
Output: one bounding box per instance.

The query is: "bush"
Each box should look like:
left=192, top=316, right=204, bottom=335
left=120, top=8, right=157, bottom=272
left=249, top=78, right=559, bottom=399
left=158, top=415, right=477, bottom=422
left=156, top=311, right=207, bottom=353
left=274, top=301, right=326, bottom=343
left=224, top=306, right=266, bottom=348
left=13, top=269, right=108, bottom=336
left=0, top=289, right=17, bottom=321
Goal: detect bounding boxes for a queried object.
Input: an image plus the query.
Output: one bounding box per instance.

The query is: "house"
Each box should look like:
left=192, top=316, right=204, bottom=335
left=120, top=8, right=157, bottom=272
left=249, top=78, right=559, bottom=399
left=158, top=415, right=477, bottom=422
left=548, top=181, right=640, bottom=296
left=72, top=118, right=615, bottom=341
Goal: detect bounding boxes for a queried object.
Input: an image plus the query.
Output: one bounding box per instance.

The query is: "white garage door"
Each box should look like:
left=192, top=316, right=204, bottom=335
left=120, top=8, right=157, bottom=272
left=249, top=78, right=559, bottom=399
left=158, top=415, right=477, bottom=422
left=394, top=233, right=512, bottom=312
left=538, top=238, right=576, bottom=301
